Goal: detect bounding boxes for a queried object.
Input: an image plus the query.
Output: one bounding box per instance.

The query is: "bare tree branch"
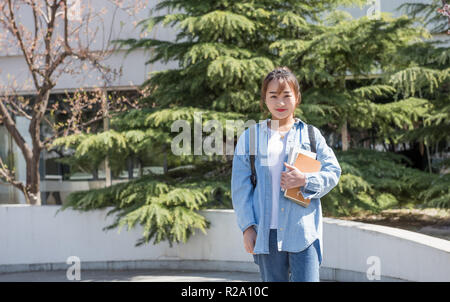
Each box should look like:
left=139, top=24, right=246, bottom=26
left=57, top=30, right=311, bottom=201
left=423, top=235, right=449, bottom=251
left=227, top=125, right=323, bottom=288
left=7, top=0, right=41, bottom=90
left=0, top=0, right=149, bottom=205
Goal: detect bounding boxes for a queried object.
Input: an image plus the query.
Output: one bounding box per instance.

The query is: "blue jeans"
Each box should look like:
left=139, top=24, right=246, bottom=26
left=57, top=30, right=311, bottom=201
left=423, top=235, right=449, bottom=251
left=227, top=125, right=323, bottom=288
left=252, top=229, right=320, bottom=282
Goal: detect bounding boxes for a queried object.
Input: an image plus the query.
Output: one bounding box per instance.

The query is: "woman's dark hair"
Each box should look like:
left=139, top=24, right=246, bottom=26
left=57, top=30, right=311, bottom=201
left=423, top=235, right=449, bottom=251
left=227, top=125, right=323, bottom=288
left=260, top=66, right=301, bottom=114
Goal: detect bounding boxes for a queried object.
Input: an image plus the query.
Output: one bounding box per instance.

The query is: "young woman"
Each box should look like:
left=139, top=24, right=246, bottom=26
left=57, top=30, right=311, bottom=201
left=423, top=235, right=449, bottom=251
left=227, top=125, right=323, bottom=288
left=231, top=66, right=342, bottom=282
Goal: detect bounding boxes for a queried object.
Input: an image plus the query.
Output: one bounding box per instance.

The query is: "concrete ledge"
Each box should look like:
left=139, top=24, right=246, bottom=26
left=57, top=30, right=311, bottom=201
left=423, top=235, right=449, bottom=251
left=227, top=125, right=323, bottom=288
left=0, top=260, right=259, bottom=274
left=0, top=260, right=406, bottom=282
left=1, top=205, right=449, bottom=281
left=319, top=267, right=406, bottom=282
left=322, top=217, right=450, bottom=281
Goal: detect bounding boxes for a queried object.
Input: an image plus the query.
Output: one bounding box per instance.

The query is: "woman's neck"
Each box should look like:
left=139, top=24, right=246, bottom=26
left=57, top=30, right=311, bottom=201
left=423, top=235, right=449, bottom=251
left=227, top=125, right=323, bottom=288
left=269, top=116, right=295, bottom=132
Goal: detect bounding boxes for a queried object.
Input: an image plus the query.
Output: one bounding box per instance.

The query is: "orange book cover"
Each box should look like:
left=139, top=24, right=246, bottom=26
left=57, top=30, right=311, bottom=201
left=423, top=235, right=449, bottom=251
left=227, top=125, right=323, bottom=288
left=284, top=153, right=321, bottom=207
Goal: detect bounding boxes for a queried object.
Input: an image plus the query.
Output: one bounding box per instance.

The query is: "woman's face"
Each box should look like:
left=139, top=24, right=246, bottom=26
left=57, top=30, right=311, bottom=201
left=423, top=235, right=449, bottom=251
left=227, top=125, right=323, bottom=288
left=265, top=79, right=298, bottom=120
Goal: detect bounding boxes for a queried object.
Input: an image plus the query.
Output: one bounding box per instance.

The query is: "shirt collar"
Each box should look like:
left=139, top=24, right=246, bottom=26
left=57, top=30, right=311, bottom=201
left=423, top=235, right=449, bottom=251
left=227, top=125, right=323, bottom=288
left=262, top=117, right=304, bottom=133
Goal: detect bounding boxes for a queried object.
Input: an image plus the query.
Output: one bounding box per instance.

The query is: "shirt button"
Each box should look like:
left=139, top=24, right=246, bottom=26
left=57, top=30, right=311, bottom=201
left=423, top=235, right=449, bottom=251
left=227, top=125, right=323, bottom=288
left=280, top=228, right=283, bottom=231
left=281, top=208, right=284, bottom=211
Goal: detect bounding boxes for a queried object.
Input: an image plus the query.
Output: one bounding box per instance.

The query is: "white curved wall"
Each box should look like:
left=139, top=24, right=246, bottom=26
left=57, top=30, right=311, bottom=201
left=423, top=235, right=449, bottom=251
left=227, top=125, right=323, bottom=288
left=0, top=205, right=449, bottom=281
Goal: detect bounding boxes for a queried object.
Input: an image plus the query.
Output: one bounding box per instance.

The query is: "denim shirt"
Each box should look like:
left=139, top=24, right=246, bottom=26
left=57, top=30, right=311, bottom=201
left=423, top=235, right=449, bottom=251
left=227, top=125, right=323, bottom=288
left=231, top=117, right=342, bottom=265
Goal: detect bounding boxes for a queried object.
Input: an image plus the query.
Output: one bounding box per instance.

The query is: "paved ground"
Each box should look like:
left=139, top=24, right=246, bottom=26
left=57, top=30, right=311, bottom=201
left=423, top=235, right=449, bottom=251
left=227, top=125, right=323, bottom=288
left=0, top=269, right=263, bottom=282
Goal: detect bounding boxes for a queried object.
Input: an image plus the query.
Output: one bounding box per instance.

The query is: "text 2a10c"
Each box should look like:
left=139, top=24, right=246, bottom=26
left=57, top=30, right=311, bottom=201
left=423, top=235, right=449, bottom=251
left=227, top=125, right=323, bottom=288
left=225, top=286, right=269, bottom=297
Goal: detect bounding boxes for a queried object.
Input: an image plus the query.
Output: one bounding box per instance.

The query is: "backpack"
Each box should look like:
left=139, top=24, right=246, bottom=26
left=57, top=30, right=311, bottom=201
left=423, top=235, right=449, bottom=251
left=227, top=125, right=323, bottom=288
left=249, top=124, right=317, bottom=189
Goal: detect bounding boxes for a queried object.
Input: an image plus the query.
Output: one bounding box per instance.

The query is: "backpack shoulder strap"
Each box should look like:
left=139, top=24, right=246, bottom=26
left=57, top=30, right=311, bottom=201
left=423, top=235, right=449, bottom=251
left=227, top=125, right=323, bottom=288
left=307, top=124, right=317, bottom=154
left=249, top=126, right=257, bottom=189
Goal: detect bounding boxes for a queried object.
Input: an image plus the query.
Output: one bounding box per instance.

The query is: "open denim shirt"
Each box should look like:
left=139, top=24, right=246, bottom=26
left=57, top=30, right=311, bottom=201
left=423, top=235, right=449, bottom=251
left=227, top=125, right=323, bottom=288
left=231, top=117, right=341, bottom=265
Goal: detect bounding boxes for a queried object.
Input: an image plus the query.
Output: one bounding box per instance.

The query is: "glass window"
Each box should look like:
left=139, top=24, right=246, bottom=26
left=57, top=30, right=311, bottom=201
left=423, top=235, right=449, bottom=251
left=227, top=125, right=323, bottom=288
left=0, top=125, right=17, bottom=204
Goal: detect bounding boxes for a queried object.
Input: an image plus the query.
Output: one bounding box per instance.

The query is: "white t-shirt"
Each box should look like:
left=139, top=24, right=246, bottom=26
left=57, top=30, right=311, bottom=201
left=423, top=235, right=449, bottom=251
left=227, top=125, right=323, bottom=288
left=267, top=127, right=290, bottom=229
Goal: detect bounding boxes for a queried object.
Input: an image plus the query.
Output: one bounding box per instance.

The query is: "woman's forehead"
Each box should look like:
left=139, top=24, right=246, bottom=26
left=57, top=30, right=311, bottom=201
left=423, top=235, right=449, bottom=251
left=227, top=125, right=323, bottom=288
left=267, top=79, right=293, bottom=94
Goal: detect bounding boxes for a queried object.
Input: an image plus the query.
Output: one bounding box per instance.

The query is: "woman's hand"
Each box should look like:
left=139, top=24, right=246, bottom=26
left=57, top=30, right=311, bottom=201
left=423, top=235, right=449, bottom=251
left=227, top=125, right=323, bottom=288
left=243, top=226, right=257, bottom=255
left=281, top=162, right=306, bottom=190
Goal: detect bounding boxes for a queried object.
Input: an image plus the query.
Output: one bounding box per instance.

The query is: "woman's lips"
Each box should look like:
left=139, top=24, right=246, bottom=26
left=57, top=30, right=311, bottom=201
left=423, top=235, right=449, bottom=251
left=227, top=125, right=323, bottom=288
left=276, top=109, right=287, bottom=112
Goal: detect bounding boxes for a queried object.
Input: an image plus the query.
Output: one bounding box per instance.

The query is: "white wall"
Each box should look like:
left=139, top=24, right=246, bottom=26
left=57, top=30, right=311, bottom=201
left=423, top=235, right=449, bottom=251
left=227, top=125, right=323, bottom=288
left=1, top=205, right=449, bottom=281
left=0, top=49, right=178, bottom=93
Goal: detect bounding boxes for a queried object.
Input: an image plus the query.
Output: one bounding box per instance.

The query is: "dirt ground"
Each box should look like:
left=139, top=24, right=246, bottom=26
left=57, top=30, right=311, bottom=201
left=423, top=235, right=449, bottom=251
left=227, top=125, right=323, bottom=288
left=329, top=208, right=450, bottom=241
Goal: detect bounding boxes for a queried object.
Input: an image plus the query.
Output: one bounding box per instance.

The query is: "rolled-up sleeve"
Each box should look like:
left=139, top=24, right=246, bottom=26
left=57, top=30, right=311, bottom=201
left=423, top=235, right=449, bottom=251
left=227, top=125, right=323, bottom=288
left=231, top=131, right=257, bottom=233
left=298, top=127, right=341, bottom=200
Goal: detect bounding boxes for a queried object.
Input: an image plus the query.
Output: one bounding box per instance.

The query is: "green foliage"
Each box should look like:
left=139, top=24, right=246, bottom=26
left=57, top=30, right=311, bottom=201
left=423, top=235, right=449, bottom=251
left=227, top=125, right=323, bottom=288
left=57, top=168, right=232, bottom=246
left=54, top=0, right=449, bottom=246
left=417, top=173, right=450, bottom=209
left=51, top=131, right=130, bottom=178
left=321, top=148, right=450, bottom=216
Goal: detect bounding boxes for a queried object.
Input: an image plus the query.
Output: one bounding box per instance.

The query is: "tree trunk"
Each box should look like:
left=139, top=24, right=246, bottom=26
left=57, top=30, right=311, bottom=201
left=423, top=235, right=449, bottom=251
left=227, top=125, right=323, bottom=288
left=425, top=141, right=432, bottom=174
left=102, top=88, right=112, bottom=187
left=370, top=129, right=374, bottom=149
left=127, top=156, right=134, bottom=179
left=389, top=138, right=396, bottom=152
left=26, top=89, right=52, bottom=205
left=162, top=144, right=168, bottom=174
left=341, top=120, right=349, bottom=151
left=25, top=154, right=41, bottom=205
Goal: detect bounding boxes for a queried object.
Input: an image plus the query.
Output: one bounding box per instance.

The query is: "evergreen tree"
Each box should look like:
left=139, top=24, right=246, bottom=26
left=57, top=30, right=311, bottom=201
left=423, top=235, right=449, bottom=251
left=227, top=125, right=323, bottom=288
left=274, top=2, right=450, bottom=212
left=52, top=0, right=450, bottom=246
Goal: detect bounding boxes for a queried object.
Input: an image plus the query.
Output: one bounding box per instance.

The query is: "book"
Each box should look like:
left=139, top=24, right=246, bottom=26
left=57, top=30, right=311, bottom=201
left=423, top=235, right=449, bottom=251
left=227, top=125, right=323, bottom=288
left=282, top=146, right=316, bottom=192
left=283, top=147, right=321, bottom=207
left=285, top=146, right=317, bottom=172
